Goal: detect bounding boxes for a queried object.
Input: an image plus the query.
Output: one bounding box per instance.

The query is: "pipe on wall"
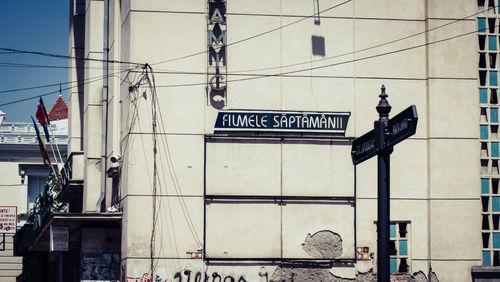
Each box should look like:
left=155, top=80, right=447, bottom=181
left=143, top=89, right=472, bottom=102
left=96, top=0, right=109, bottom=211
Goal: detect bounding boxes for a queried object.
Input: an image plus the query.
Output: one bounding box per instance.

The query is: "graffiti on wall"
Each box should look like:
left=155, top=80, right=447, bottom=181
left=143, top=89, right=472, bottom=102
left=126, top=273, right=167, bottom=282
left=173, top=270, right=248, bottom=282
left=126, top=269, right=271, bottom=282
left=82, top=253, right=120, bottom=280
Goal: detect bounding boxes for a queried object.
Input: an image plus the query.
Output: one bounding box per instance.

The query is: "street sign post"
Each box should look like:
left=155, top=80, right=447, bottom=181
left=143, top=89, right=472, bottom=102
left=351, top=130, right=376, bottom=165
left=351, top=86, right=417, bottom=282
left=387, top=105, right=418, bottom=148
left=352, top=104, right=417, bottom=165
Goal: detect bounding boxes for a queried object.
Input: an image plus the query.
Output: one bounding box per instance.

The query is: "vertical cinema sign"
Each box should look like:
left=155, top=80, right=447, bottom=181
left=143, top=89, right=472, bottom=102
left=207, top=0, right=227, bottom=109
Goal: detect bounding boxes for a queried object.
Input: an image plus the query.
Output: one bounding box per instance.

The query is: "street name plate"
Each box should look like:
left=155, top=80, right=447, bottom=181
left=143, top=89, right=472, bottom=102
left=351, top=105, right=418, bottom=165
left=387, top=105, right=418, bottom=147
left=351, top=130, right=376, bottom=165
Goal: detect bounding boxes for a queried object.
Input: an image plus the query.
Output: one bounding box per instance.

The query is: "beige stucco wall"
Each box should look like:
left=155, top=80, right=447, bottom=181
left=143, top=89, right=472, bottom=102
left=0, top=162, right=26, bottom=214
left=72, top=0, right=482, bottom=281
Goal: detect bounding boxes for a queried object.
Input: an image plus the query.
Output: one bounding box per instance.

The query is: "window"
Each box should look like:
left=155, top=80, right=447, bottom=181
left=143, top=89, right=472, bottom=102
left=19, top=165, right=51, bottom=213
left=481, top=125, right=489, bottom=139
left=491, top=71, right=498, bottom=86
left=491, top=89, right=498, bottom=104
left=483, top=178, right=491, bottom=194
left=478, top=7, right=500, bottom=266
left=490, top=35, right=497, bottom=50
left=389, top=222, right=410, bottom=274
left=493, top=142, right=500, bottom=157
left=479, top=18, right=487, bottom=32
left=480, top=88, right=488, bottom=104
left=492, top=108, right=499, bottom=123
left=27, top=175, right=47, bottom=211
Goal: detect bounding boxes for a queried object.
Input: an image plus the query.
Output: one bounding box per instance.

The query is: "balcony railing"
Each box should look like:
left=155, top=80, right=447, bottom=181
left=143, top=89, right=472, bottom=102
left=58, top=152, right=83, bottom=211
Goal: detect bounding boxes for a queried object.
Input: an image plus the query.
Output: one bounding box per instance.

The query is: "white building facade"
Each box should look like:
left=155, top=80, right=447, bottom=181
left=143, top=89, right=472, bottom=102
left=0, top=119, right=67, bottom=281
left=16, top=0, right=487, bottom=281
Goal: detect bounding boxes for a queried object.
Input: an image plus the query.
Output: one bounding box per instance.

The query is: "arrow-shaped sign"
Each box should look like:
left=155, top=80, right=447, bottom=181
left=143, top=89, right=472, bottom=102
left=351, top=105, right=418, bottom=165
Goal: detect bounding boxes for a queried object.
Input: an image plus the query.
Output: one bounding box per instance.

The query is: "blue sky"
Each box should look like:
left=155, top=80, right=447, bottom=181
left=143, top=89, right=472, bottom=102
left=0, top=1, right=69, bottom=122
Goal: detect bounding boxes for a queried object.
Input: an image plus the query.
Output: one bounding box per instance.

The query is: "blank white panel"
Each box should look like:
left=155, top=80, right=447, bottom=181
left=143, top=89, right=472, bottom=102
left=282, top=142, right=354, bottom=196
left=206, top=203, right=281, bottom=258
left=206, top=141, right=281, bottom=195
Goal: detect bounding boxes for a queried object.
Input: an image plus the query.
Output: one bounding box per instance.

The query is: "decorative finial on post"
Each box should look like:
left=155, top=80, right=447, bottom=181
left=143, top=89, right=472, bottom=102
left=380, top=85, right=387, bottom=99
left=376, top=84, right=391, bottom=122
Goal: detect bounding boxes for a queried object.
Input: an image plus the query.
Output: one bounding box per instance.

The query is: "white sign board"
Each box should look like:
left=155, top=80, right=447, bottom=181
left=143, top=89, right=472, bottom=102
left=0, top=206, right=17, bottom=234
left=50, top=225, right=69, bottom=252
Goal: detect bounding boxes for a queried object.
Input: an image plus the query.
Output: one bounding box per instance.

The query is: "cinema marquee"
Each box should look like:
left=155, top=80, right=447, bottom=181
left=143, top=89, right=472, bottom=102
left=214, top=110, right=350, bottom=134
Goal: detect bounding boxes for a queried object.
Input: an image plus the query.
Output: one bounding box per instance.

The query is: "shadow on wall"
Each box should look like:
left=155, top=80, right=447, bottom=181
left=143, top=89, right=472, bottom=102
left=312, top=36, right=326, bottom=57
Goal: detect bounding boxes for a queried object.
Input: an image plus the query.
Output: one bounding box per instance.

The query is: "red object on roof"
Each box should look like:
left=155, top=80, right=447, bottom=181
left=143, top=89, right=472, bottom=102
left=48, top=95, right=68, bottom=121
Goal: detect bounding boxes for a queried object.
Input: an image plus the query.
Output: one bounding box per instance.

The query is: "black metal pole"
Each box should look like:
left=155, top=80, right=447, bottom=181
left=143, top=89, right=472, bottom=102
left=375, top=85, right=391, bottom=282
left=377, top=146, right=390, bottom=281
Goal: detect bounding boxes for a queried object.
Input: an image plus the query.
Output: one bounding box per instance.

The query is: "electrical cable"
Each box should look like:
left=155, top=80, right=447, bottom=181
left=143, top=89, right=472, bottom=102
left=0, top=2, right=487, bottom=98
left=0, top=20, right=482, bottom=106
left=0, top=69, right=131, bottom=95
left=149, top=0, right=352, bottom=67
left=0, top=5, right=488, bottom=104
left=123, top=74, right=160, bottom=275
left=0, top=66, right=140, bottom=106
left=0, top=79, right=98, bottom=106
left=229, top=5, right=491, bottom=74
left=149, top=0, right=488, bottom=70
left=0, top=82, right=64, bottom=95
left=151, top=23, right=483, bottom=88
left=0, top=47, right=143, bottom=66
left=145, top=65, right=204, bottom=249
left=150, top=5, right=489, bottom=76
left=0, top=61, right=107, bottom=70
left=120, top=68, right=203, bottom=267
left=150, top=66, right=159, bottom=278
left=144, top=2, right=490, bottom=80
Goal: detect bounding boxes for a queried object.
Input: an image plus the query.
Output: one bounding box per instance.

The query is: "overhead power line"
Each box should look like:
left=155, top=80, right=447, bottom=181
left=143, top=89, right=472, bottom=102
left=0, top=66, right=139, bottom=106
left=152, top=5, right=490, bottom=75
left=150, top=0, right=353, bottom=66
left=152, top=23, right=482, bottom=88
left=0, top=78, right=100, bottom=107
left=0, top=0, right=349, bottom=72
left=0, top=82, right=63, bottom=95
left=0, top=61, right=108, bottom=70
left=0, top=66, right=134, bottom=95
left=0, top=21, right=482, bottom=105
left=0, top=3, right=488, bottom=101
left=0, top=1, right=485, bottom=94
left=0, top=47, right=143, bottom=66
left=230, top=6, right=490, bottom=74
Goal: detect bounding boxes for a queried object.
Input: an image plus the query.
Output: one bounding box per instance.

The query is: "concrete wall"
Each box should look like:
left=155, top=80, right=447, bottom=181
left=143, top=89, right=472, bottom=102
left=73, top=0, right=482, bottom=281
left=0, top=162, right=26, bottom=215
left=81, top=0, right=105, bottom=213
left=0, top=235, right=22, bottom=282
left=0, top=162, right=24, bottom=281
